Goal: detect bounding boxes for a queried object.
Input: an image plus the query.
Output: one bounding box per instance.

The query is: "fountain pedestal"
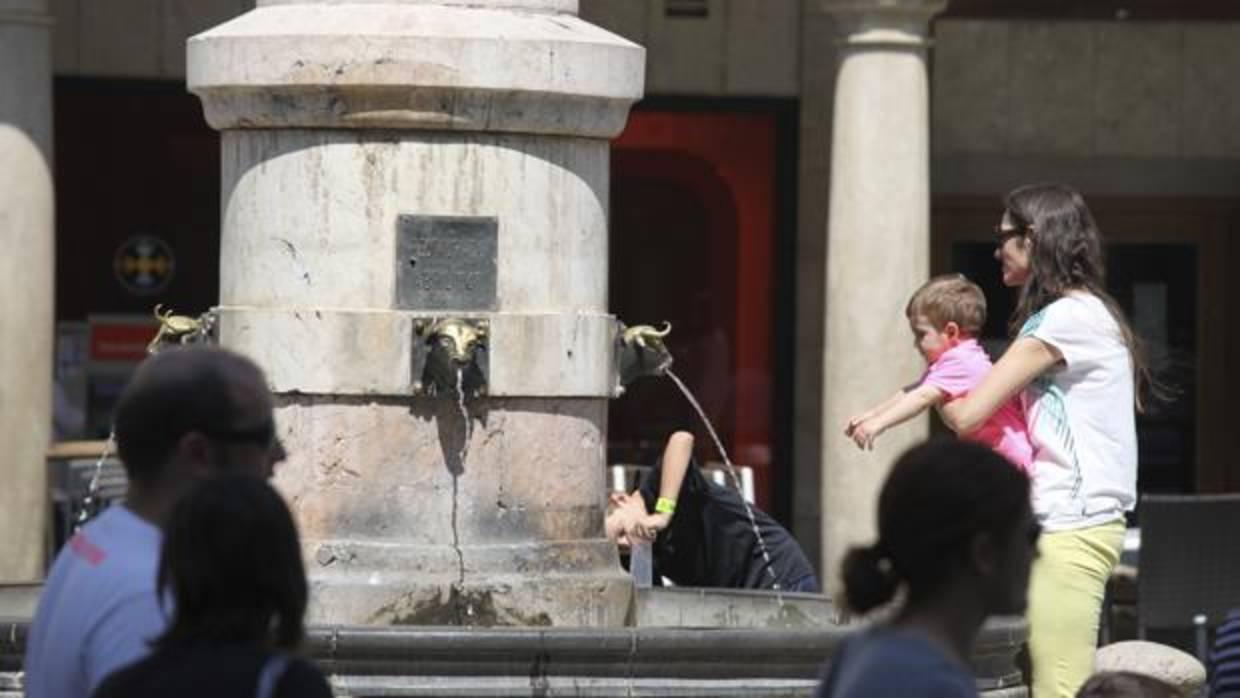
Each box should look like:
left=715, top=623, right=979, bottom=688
left=187, top=0, right=645, bottom=626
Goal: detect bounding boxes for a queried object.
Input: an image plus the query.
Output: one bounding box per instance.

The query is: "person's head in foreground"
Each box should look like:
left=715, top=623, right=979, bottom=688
left=115, top=346, right=286, bottom=523
left=816, top=440, right=1039, bottom=698
left=154, top=475, right=308, bottom=651
left=842, top=438, right=1038, bottom=621
left=1075, top=671, right=1182, bottom=698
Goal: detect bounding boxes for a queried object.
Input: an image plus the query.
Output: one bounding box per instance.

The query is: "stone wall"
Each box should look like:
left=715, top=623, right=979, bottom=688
left=48, top=3, right=1240, bottom=160
left=934, top=20, right=1240, bottom=159
left=49, top=0, right=804, bottom=97
left=48, top=0, right=250, bottom=78
left=579, top=0, right=801, bottom=97
left=932, top=19, right=1240, bottom=195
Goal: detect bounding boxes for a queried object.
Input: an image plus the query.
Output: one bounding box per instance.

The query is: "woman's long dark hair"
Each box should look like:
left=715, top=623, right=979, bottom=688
left=841, top=440, right=1030, bottom=615
left=1003, top=183, right=1158, bottom=410
left=154, top=475, right=307, bottom=650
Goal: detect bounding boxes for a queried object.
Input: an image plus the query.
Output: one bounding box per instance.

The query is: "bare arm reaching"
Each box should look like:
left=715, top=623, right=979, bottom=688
left=845, top=390, right=907, bottom=438
left=629, top=431, right=694, bottom=542
left=849, top=384, right=944, bottom=450
left=938, top=337, right=1060, bottom=434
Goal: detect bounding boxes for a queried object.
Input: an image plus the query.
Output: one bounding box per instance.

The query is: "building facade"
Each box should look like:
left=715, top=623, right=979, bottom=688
left=2, top=0, right=1238, bottom=581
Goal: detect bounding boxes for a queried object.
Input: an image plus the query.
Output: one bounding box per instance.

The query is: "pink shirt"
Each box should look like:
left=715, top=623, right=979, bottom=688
left=919, top=339, right=1034, bottom=474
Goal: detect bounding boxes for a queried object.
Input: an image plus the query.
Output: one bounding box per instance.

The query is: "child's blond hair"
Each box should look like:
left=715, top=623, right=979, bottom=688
left=905, top=274, right=987, bottom=336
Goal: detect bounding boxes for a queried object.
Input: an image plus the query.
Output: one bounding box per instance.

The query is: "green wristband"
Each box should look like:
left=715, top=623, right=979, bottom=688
left=655, top=497, right=676, bottom=515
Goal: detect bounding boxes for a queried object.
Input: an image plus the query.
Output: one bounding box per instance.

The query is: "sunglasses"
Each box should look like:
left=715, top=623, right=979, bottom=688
left=993, top=223, right=1032, bottom=243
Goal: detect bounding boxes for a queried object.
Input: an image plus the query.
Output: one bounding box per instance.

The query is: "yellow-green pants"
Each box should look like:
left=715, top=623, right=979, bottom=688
left=1027, top=519, right=1125, bottom=698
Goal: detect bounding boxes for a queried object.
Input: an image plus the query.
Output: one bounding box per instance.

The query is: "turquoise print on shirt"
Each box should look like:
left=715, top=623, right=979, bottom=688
left=1028, top=374, right=1084, bottom=502
left=1019, top=309, right=1046, bottom=338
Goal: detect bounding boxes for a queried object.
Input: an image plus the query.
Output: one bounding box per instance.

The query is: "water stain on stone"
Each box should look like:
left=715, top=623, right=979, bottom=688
left=374, top=586, right=553, bottom=627
left=767, top=601, right=814, bottom=629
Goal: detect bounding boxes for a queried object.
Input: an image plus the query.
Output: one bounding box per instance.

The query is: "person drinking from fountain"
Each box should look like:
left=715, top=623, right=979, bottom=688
left=605, top=431, right=819, bottom=592
left=844, top=274, right=1034, bottom=474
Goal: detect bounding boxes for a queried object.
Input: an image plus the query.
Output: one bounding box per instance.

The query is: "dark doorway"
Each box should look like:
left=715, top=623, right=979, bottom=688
left=606, top=104, right=795, bottom=513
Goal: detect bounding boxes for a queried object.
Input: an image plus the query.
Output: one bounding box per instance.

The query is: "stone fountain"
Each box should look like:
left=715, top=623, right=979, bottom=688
left=186, top=0, right=645, bottom=628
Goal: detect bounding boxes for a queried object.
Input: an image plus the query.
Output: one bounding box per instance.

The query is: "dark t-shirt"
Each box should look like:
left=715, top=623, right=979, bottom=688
left=815, top=629, right=979, bottom=698
left=638, top=457, right=816, bottom=590
left=92, top=644, right=332, bottom=698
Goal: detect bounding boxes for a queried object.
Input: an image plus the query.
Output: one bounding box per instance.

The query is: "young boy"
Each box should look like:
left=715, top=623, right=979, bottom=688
left=605, top=431, right=819, bottom=592
left=845, top=274, right=1033, bottom=473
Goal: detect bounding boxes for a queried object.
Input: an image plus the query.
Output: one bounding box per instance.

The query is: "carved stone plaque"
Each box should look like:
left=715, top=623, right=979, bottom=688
left=395, top=215, right=498, bottom=311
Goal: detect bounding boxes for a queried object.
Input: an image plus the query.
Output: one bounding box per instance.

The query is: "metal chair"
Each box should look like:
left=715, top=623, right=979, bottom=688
left=608, top=463, right=756, bottom=504
left=1137, top=493, right=1240, bottom=661
left=702, top=462, right=756, bottom=504
left=608, top=464, right=649, bottom=494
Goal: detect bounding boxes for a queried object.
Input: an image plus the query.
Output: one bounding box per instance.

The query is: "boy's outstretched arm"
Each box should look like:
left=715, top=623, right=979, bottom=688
left=844, top=390, right=906, bottom=437
left=629, top=431, right=694, bottom=542
left=850, top=384, right=944, bottom=450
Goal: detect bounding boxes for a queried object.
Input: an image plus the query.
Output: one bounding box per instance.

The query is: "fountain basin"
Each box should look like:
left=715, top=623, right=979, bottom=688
left=1, top=585, right=1028, bottom=697
left=635, top=587, right=835, bottom=629
left=635, top=587, right=1027, bottom=695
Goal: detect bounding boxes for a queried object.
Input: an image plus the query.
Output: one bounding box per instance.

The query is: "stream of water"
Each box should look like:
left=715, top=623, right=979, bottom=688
left=665, top=369, right=784, bottom=603
left=75, top=428, right=117, bottom=532
left=455, top=368, right=471, bottom=466
left=454, top=367, right=475, bottom=621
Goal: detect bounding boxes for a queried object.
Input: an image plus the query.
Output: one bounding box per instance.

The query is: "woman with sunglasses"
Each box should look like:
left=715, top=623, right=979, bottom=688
left=939, top=183, right=1148, bottom=698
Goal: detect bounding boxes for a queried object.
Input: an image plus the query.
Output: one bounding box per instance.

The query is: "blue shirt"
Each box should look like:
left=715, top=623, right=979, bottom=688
left=816, top=628, right=979, bottom=698
left=1212, top=610, right=1240, bottom=697
left=24, top=505, right=166, bottom=698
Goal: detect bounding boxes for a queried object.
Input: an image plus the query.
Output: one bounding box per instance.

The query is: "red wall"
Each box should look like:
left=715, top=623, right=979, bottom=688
left=54, top=80, right=221, bottom=322
left=610, top=110, right=778, bottom=508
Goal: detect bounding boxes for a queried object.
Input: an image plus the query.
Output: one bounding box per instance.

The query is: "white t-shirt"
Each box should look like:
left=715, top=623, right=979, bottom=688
left=24, top=505, right=166, bottom=698
left=1019, top=293, right=1137, bottom=531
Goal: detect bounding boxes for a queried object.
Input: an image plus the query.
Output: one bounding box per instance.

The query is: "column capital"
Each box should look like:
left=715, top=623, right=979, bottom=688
left=812, top=0, right=946, bottom=45
left=256, top=0, right=577, bottom=13
left=187, top=2, right=643, bottom=137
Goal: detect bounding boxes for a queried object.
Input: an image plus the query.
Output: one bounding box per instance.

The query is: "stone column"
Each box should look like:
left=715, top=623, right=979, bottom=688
left=817, top=0, right=944, bottom=597
left=189, top=0, right=645, bottom=626
left=0, top=0, right=54, bottom=583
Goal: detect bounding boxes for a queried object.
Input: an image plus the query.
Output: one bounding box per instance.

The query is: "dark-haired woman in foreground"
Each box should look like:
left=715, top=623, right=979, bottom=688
left=816, top=440, right=1039, bottom=698
left=93, top=476, right=331, bottom=698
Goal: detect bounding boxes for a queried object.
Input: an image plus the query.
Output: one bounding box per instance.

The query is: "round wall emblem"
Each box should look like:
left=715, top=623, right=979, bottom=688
left=113, top=235, right=175, bottom=296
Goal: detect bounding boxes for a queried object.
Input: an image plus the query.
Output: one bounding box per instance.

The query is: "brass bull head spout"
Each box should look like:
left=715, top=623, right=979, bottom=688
left=414, top=317, right=489, bottom=397
left=615, top=320, right=674, bottom=394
